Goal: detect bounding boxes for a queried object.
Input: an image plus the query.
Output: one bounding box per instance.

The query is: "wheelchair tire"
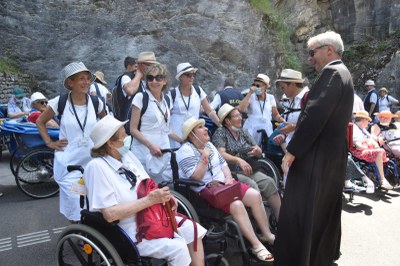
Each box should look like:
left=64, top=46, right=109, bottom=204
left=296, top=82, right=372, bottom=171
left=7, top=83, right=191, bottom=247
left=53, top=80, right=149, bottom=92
left=15, top=148, right=59, bottom=199
left=56, top=224, right=124, bottom=266
left=205, top=253, right=229, bottom=266
left=385, top=161, right=400, bottom=188
left=9, top=146, right=28, bottom=177
left=171, top=190, right=200, bottom=223
left=249, top=157, right=281, bottom=188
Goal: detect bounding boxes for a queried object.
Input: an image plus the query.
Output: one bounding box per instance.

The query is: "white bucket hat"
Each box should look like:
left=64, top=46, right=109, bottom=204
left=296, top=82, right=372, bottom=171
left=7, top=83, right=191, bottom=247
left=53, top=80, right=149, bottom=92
left=62, top=62, right=95, bottom=90
left=276, top=69, right=304, bottom=83
left=365, top=80, right=375, bottom=86
left=175, top=62, right=198, bottom=80
left=254, top=74, right=270, bottom=87
left=217, top=103, right=235, bottom=123
left=145, top=154, right=169, bottom=176
left=30, top=92, right=47, bottom=107
left=90, top=115, right=128, bottom=149
left=181, top=116, right=205, bottom=140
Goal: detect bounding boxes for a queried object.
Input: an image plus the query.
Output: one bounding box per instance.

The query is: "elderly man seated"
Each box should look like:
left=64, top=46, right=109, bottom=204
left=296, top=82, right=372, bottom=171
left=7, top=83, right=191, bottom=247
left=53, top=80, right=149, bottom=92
left=212, top=103, right=281, bottom=221
left=371, top=110, right=400, bottom=157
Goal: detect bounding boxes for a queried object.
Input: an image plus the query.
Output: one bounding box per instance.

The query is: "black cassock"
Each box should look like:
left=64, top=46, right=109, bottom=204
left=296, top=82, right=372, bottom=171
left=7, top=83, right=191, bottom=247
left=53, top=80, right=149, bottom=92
left=274, top=61, right=354, bottom=266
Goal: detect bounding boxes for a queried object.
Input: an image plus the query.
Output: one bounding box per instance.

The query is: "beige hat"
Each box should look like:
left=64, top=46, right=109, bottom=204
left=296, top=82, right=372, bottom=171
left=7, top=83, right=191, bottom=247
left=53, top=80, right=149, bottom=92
left=30, top=92, right=47, bottom=107
left=94, top=71, right=107, bottom=85
left=254, top=74, right=270, bottom=87
left=90, top=115, right=128, bottom=149
left=379, top=87, right=388, bottom=93
left=175, top=62, right=198, bottom=80
left=354, top=111, right=372, bottom=122
left=181, top=117, right=205, bottom=140
left=365, top=80, right=375, bottom=86
left=217, top=103, right=235, bottom=123
left=276, top=69, right=304, bottom=83
left=374, top=110, right=397, bottom=118
left=62, top=62, right=95, bottom=90
left=137, top=51, right=158, bottom=64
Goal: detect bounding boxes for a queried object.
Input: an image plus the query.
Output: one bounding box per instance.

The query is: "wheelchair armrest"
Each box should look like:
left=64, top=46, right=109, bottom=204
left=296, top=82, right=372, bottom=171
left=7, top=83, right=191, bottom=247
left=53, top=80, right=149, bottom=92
left=81, top=209, right=119, bottom=226
left=174, top=179, right=205, bottom=187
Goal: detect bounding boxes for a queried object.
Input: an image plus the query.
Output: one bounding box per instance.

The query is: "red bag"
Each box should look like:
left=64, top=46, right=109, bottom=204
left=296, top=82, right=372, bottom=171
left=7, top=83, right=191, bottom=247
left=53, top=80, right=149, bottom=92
left=136, top=178, right=174, bottom=242
left=199, top=181, right=242, bottom=209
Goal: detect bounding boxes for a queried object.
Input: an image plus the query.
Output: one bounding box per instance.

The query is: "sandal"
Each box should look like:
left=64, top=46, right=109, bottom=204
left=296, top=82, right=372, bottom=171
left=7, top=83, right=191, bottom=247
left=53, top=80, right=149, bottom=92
left=251, top=245, right=274, bottom=262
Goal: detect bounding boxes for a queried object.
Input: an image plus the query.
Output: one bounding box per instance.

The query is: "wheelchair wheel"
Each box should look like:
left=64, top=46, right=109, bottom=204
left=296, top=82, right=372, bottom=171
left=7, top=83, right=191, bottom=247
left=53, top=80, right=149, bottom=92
left=385, top=161, right=400, bottom=188
left=171, top=190, right=200, bottom=223
left=205, top=253, right=229, bottom=266
left=9, top=146, right=28, bottom=177
left=15, top=148, right=59, bottom=199
left=249, top=157, right=281, bottom=187
left=56, top=224, right=124, bottom=266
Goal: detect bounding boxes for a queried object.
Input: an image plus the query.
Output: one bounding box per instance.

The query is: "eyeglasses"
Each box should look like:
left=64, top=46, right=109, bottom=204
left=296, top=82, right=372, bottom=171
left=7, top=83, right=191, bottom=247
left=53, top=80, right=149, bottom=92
left=146, top=75, right=165, bottom=82
left=37, top=100, right=48, bottom=105
left=183, top=73, right=196, bottom=78
left=229, top=113, right=242, bottom=120
left=16, top=96, right=24, bottom=100
left=251, top=83, right=261, bottom=88
left=308, top=45, right=328, bottom=57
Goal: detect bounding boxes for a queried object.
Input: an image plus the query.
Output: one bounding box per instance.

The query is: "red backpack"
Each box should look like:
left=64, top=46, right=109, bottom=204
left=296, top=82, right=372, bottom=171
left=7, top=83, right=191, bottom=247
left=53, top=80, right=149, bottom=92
left=136, top=178, right=175, bottom=242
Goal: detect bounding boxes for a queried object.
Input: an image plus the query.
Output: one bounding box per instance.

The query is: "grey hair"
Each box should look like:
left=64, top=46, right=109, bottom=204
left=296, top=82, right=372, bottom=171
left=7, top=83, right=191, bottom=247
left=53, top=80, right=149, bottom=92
left=307, top=30, right=344, bottom=56
left=145, top=63, right=170, bottom=92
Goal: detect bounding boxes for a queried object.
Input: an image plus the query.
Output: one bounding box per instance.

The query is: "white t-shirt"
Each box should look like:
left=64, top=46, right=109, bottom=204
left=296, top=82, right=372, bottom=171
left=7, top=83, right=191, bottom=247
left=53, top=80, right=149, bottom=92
left=284, top=88, right=309, bottom=144
left=378, top=95, right=399, bottom=112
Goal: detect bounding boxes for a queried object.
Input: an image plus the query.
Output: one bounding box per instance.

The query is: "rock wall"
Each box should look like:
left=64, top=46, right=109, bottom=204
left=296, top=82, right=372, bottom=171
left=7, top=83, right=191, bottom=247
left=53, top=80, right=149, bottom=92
left=0, top=73, right=33, bottom=104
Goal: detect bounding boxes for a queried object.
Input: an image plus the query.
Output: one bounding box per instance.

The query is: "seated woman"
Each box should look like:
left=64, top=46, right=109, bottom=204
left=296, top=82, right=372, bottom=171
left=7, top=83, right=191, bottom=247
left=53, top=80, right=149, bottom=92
left=370, top=110, right=400, bottom=157
left=212, top=103, right=281, bottom=221
left=28, top=92, right=59, bottom=128
left=176, top=117, right=274, bottom=262
left=352, top=111, right=393, bottom=190
left=7, top=87, right=31, bottom=121
left=84, top=115, right=206, bottom=266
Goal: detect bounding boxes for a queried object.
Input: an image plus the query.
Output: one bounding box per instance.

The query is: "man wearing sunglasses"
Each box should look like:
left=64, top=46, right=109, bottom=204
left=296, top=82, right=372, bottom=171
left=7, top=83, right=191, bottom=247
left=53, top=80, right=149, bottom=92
left=28, top=92, right=59, bottom=127
left=275, top=31, right=354, bottom=266
left=7, top=87, right=31, bottom=121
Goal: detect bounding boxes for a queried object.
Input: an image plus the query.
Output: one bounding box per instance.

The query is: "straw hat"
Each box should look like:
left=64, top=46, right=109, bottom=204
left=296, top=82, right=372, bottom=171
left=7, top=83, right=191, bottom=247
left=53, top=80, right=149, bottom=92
left=181, top=117, right=205, bottom=140
left=276, top=69, right=304, bottom=83
left=94, top=71, right=107, bottom=85
left=175, top=62, right=198, bottom=80
left=30, top=92, right=47, bottom=107
left=136, top=51, right=158, bottom=64
left=374, top=110, right=397, bottom=118
left=90, top=115, right=128, bottom=149
left=379, top=87, right=388, bottom=93
left=254, top=74, right=270, bottom=87
left=62, top=62, right=95, bottom=90
left=217, top=103, right=235, bottom=123
left=353, top=111, right=372, bottom=121
left=365, top=80, right=375, bottom=86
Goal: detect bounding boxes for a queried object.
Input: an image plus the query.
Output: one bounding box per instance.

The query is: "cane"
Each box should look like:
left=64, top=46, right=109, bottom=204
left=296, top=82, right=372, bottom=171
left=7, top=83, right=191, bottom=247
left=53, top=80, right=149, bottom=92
left=159, top=182, right=178, bottom=233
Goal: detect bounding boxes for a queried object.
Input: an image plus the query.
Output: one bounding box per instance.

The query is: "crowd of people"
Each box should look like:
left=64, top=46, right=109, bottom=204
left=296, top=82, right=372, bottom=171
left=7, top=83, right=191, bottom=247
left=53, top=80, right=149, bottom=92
left=1, top=29, right=399, bottom=265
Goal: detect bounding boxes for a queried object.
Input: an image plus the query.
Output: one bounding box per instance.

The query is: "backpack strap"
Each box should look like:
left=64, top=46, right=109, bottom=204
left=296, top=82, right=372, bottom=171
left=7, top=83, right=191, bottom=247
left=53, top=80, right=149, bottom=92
left=94, top=83, right=106, bottom=110
left=57, top=93, right=100, bottom=122
left=138, top=91, right=149, bottom=131
left=89, top=95, right=100, bottom=119
left=171, top=85, right=201, bottom=105
left=193, top=85, right=201, bottom=97
left=171, top=88, right=176, bottom=103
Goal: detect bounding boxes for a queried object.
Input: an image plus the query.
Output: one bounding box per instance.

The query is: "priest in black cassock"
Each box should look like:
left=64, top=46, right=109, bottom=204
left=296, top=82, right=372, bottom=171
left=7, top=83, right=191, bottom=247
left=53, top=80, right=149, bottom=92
left=274, top=31, right=354, bottom=266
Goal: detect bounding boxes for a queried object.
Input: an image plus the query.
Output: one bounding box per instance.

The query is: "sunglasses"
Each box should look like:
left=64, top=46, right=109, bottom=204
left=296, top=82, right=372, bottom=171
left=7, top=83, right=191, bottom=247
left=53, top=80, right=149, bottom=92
left=183, top=73, right=196, bottom=78
left=251, top=83, right=261, bottom=88
left=146, top=75, right=165, bottom=82
left=37, top=100, right=48, bottom=105
left=308, top=45, right=328, bottom=57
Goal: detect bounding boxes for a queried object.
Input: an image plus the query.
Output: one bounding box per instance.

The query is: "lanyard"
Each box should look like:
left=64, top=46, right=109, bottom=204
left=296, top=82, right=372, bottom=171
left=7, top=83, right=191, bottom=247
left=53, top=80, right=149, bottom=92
left=179, top=89, right=191, bottom=111
left=70, top=94, right=88, bottom=133
left=190, top=142, right=213, bottom=176
left=154, top=100, right=168, bottom=124
left=258, top=97, right=266, bottom=116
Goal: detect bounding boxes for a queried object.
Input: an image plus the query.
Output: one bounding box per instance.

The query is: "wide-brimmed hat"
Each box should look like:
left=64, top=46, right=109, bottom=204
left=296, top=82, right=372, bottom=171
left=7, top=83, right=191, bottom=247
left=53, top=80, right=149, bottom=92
left=276, top=69, right=304, bottom=83
left=94, top=71, right=107, bottom=85
left=145, top=154, right=169, bottom=176
left=374, top=110, right=397, bottom=118
left=90, top=115, right=128, bottom=149
left=62, top=62, right=95, bottom=90
left=379, top=87, right=388, bottom=93
left=30, top=92, right=47, bottom=107
left=365, top=80, right=375, bottom=86
left=217, top=103, right=235, bottom=123
left=136, top=51, right=158, bottom=64
left=354, top=111, right=372, bottom=122
left=175, top=62, right=198, bottom=80
left=181, top=117, right=205, bottom=140
left=254, top=74, right=270, bottom=87
left=13, top=87, right=26, bottom=98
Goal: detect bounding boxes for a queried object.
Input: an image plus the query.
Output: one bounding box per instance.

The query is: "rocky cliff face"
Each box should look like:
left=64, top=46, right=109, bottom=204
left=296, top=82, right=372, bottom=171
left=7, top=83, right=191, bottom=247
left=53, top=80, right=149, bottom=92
left=0, top=0, right=399, bottom=99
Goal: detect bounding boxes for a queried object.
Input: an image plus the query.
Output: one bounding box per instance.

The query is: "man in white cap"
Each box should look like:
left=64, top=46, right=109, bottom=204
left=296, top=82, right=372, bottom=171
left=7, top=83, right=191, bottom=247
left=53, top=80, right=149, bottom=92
left=363, top=79, right=379, bottom=120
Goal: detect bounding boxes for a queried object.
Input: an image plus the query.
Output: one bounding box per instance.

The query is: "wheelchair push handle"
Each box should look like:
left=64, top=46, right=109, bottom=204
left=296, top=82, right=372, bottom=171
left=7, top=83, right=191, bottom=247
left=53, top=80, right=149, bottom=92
left=67, top=165, right=84, bottom=174
left=158, top=181, right=178, bottom=233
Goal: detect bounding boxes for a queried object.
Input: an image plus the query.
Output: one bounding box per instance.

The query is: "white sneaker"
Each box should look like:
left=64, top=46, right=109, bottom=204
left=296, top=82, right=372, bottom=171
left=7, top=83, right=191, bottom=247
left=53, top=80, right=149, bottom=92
left=366, top=182, right=375, bottom=194
left=344, top=182, right=366, bottom=192
left=380, top=179, right=393, bottom=190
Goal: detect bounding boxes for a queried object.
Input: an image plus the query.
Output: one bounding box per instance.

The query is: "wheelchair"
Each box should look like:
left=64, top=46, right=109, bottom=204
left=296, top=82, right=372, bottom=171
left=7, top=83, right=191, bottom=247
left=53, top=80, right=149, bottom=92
left=0, top=120, right=59, bottom=199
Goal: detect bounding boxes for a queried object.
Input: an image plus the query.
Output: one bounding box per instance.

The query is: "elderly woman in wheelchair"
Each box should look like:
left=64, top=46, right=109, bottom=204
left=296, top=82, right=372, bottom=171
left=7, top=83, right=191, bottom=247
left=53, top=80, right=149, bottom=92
left=212, top=103, right=281, bottom=221
left=83, top=115, right=206, bottom=266
left=352, top=111, right=393, bottom=190
left=176, top=116, right=274, bottom=262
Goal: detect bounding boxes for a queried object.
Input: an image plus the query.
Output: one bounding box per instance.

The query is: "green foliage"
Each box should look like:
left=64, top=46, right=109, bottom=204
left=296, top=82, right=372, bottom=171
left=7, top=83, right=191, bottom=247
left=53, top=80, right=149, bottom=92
left=250, top=0, right=300, bottom=69
left=0, top=59, right=19, bottom=73
left=377, top=40, right=391, bottom=51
